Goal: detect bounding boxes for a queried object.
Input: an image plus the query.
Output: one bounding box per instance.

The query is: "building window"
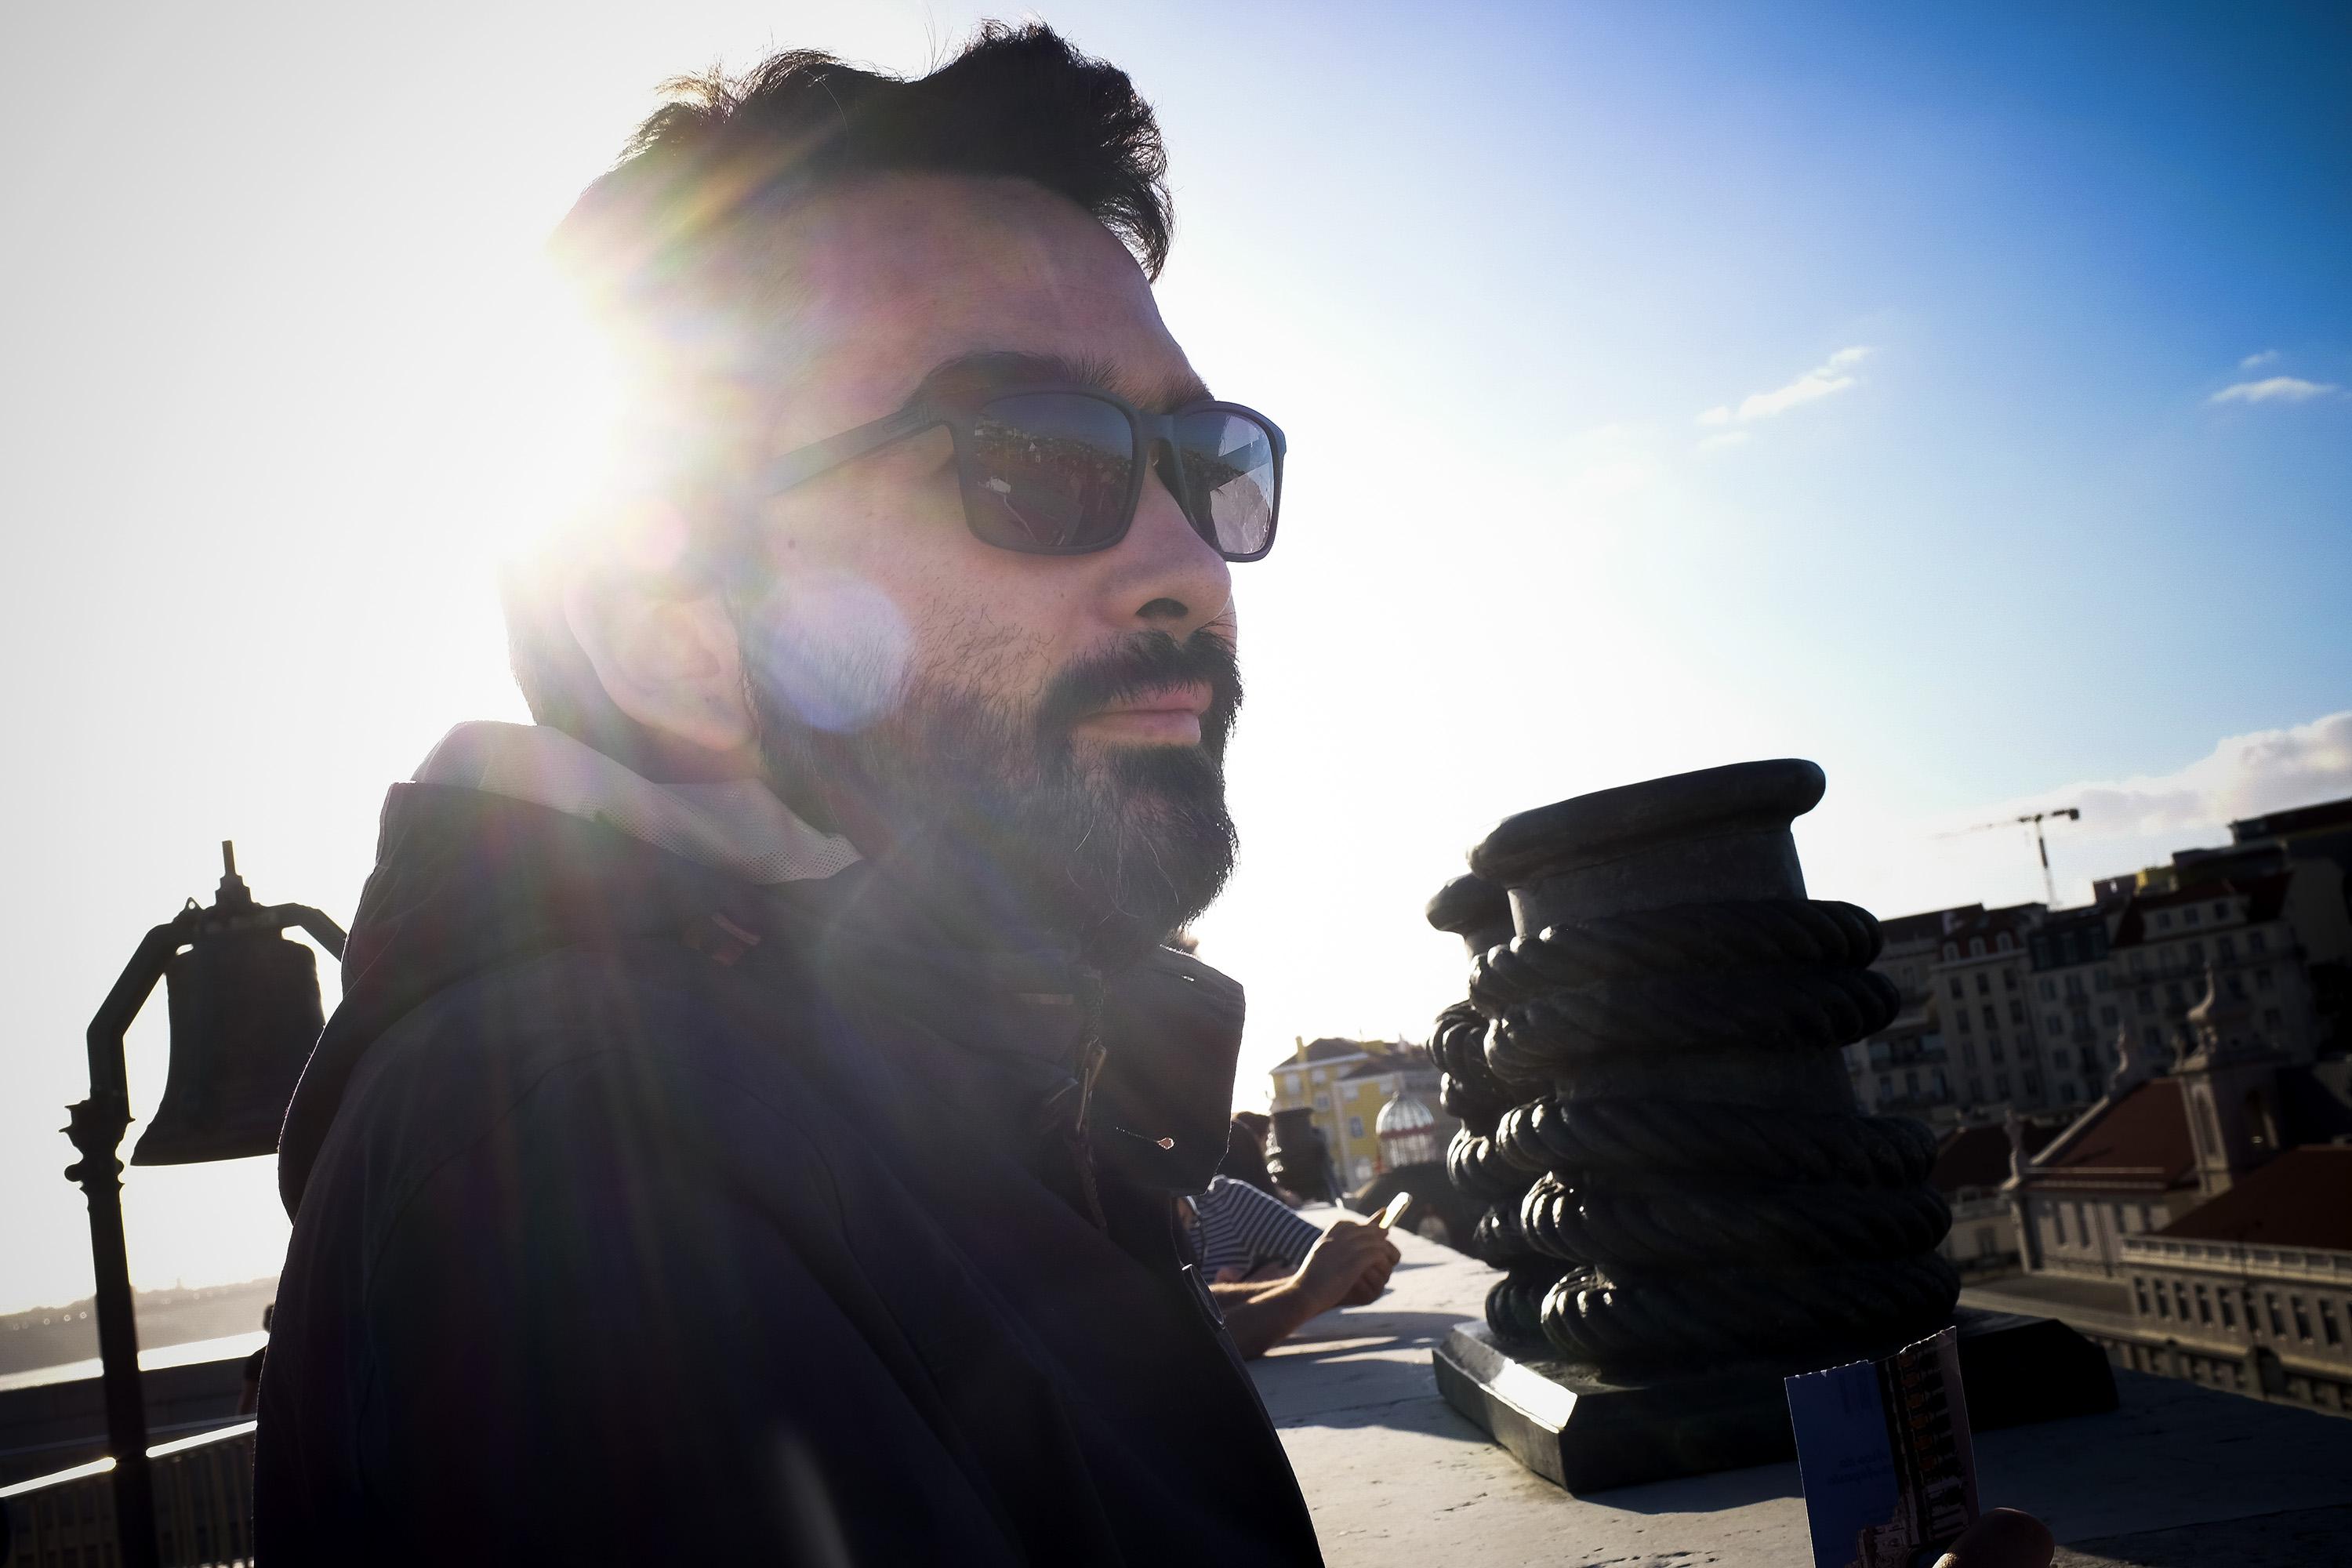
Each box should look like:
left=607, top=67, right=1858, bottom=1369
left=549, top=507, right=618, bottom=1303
left=1980, top=1004, right=1997, bottom=1030
left=1313, top=1092, right=1330, bottom=1111
left=2220, top=1290, right=2237, bottom=1329
left=2094, top=967, right=2111, bottom=991
left=2004, top=967, right=2018, bottom=991
left=2064, top=974, right=2085, bottom=1000
left=1976, top=1227, right=1997, bottom=1258
left=2187, top=941, right=2205, bottom=964
left=2143, top=1206, right=2157, bottom=1231
left=2267, top=1294, right=2287, bottom=1337
left=2134, top=1278, right=2150, bottom=1314
left=1285, top=1073, right=1301, bottom=1095
left=2153, top=1279, right=2169, bottom=1317
left=2264, top=1008, right=2283, bottom=1029
left=2176, top=1282, right=2191, bottom=1321
left=1944, top=943, right=1958, bottom=960
left=2009, top=1000, right=2025, bottom=1025
left=2136, top=989, right=2154, bottom=1011
left=1962, top=1041, right=1978, bottom=1067
left=1878, top=1075, right=1893, bottom=1102
left=2053, top=1047, right=2071, bottom=1069
left=2211, top=901, right=2227, bottom=920
left=1904, top=1069, right=1920, bottom=1098
left=2249, top=930, right=2267, bottom=954
left=1958, top=1009, right=1973, bottom=1033
left=2073, top=1202, right=2089, bottom=1243
left=2157, top=912, right=2172, bottom=930
left=2024, top=1072, right=2042, bottom=1094
left=1976, top=972, right=1991, bottom=996
left=2323, top=1300, right=2343, bottom=1346
left=1967, top=1077, right=1984, bottom=1102
left=2046, top=1015, right=2063, bottom=1036
left=2256, top=968, right=2273, bottom=990
left=2039, top=979, right=2057, bottom=1002
left=2195, top=1284, right=2212, bottom=1324
left=1998, top=933, right=2013, bottom=952
left=2100, top=1004, right=2119, bottom=1026
left=1348, top=1116, right=1365, bottom=1140
left=2143, top=1025, right=2162, bottom=1051
left=2183, top=907, right=2201, bottom=927
left=1970, top=937, right=1986, bottom=956
left=1989, top=1040, right=2006, bottom=1063
left=1352, top=1156, right=1374, bottom=1184
left=1311, top=1069, right=1327, bottom=1084
left=2218, top=935, right=2236, bottom=961
left=1995, top=1073, right=2011, bottom=1097
left=2293, top=1296, right=2314, bottom=1341
left=2060, top=1080, right=2078, bottom=1103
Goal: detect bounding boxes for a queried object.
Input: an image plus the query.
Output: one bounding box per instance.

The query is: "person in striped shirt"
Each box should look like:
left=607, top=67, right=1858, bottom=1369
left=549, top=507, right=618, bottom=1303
left=1186, top=1178, right=1399, bottom=1357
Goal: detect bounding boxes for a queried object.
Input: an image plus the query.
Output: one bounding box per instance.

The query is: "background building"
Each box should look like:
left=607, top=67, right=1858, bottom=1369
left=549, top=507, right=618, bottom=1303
left=1268, top=1036, right=1452, bottom=1189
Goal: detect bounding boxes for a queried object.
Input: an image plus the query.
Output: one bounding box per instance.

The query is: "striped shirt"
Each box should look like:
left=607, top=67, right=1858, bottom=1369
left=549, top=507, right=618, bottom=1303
left=1188, top=1177, right=1323, bottom=1279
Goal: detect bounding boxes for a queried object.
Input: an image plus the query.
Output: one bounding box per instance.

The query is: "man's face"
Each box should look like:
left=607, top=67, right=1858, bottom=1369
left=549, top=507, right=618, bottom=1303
left=727, top=173, right=1241, bottom=960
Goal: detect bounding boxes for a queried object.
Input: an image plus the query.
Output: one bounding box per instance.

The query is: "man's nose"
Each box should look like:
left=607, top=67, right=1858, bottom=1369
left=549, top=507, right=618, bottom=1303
left=1105, top=453, right=1233, bottom=634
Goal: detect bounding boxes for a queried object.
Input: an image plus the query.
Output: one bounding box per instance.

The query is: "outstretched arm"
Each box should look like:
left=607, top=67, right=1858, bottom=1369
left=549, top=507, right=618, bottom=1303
left=1213, top=1220, right=1400, bottom=1359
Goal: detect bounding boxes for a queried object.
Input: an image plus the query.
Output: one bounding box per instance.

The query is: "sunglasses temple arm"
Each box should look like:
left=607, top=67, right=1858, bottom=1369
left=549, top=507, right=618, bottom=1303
left=752, top=403, right=945, bottom=495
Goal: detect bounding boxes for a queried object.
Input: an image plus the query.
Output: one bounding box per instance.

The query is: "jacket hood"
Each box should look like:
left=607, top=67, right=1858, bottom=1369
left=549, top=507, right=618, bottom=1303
left=279, top=782, right=1244, bottom=1214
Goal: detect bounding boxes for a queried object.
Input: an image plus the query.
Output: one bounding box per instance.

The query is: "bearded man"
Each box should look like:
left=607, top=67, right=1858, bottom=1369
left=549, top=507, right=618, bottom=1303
left=257, top=25, right=1389, bottom=1565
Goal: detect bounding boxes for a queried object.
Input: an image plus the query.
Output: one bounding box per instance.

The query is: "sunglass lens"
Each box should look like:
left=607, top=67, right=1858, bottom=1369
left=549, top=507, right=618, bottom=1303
left=1174, top=411, right=1279, bottom=559
left=967, top=394, right=1137, bottom=551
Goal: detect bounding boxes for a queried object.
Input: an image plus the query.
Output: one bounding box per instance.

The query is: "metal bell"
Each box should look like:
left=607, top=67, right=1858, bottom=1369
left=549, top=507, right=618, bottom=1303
left=129, top=844, right=341, bottom=1166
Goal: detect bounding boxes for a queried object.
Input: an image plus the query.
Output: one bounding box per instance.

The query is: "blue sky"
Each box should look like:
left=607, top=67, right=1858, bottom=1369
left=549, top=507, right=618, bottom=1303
left=1, top=1, right=2344, bottom=1310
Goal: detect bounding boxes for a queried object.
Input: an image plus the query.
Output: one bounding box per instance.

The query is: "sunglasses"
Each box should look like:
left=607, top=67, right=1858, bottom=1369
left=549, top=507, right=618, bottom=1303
left=753, top=370, right=1284, bottom=561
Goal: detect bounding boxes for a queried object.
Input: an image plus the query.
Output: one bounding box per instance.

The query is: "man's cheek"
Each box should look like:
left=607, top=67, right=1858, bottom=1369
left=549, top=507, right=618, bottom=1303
left=743, top=569, right=914, bottom=731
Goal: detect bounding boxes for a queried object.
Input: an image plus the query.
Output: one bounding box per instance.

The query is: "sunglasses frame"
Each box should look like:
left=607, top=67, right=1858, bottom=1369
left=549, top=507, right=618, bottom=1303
left=752, top=381, right=1285, bottom=561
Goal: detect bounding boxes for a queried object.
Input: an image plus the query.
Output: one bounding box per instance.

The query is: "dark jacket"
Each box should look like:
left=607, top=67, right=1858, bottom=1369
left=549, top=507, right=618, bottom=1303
left=259, top=782, right=1320, bottom=1565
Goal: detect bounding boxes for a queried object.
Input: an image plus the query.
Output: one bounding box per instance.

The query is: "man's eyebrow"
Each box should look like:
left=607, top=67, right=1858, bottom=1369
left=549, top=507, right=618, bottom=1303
left=912, top=350, right=1214, bottom=411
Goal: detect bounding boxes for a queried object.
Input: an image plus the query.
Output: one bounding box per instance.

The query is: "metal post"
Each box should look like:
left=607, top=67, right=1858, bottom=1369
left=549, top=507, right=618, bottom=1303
left=66, top=916, right=190, bottom=1568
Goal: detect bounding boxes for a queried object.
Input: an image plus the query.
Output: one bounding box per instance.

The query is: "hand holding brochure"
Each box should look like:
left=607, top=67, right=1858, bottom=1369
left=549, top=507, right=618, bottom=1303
left=1785, top=1327, right=1980, bottom=1568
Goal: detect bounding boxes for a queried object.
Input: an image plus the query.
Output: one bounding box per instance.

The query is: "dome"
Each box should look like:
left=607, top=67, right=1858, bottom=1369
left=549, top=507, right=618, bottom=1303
left=1376, top=1094, right=1437, bottom=1135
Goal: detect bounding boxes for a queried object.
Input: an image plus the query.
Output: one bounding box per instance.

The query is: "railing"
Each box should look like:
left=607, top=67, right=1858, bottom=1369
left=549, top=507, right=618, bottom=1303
left=0, top=1421, right=252, bottom=1568
left=2120, top=1236, right=2352, bottom=1286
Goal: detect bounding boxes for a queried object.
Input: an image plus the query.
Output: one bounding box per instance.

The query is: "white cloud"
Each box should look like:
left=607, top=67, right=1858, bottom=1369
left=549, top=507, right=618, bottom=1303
left=1693, top=430, right=1751, bottom=456
left=1957, top=710, right=2352, bottom=843
left=2209, top=376, right=2337, bottom=405
left=1697, top=346, right=1870, bottom=427
left=2239, top=349, right=2280, bottom=370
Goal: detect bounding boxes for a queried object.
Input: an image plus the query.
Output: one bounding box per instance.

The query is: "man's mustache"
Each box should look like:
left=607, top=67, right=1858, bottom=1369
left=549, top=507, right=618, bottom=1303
left=1033, top=629, right=1243, bottom=748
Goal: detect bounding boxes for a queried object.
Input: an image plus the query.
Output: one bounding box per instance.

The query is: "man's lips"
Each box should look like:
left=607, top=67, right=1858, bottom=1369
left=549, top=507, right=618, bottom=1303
left=1073, top=684, right=1214, bottom=743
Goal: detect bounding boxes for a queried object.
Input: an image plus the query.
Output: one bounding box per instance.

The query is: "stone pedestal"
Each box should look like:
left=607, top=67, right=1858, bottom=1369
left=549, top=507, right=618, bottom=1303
left=1432, top=1306, right=2118, bottom=1494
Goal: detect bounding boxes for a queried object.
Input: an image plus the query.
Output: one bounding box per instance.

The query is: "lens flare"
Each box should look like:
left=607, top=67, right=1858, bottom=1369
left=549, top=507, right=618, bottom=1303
left=746, top=569, right=913, bottom=732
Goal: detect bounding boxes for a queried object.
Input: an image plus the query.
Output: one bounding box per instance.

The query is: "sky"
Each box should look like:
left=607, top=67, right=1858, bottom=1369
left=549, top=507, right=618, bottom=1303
left=1, top=0, right=2346, bottom=1314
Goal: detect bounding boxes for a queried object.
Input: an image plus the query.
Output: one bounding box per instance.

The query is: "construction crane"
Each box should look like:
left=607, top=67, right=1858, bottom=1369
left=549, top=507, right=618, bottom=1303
left=1943, top=808, right=2080, bottom=906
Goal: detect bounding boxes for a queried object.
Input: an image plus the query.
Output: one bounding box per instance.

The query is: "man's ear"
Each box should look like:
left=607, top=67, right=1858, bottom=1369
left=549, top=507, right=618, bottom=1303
left=561, top=570, right=760, bottom=768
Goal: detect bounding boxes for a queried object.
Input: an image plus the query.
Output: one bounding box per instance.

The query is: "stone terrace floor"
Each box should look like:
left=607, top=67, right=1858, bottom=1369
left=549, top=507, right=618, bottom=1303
left=1253, top=1221, right=2352, bottom=1566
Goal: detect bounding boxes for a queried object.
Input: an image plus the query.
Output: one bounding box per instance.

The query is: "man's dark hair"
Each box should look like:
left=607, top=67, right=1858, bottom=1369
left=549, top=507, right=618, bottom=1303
left=510, top=23, right=1174, bottom=762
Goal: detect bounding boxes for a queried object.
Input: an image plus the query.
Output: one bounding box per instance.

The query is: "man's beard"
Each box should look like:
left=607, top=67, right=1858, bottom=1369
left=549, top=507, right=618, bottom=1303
left=742, top=615, right=1241, bottom=969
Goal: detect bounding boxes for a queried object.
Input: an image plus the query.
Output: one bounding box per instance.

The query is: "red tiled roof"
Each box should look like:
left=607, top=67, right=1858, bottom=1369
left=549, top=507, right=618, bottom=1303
left=1930, top=1121, right=2060, bottom=1195
left=2022, top=1079, right=2196, bottom=1194
left=2159, top=1146, right=2352, bottom=1250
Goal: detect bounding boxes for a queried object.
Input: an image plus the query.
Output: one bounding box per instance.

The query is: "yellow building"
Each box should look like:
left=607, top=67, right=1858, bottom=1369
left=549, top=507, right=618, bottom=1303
left=1266, top=1036, right=1447, bottom=1190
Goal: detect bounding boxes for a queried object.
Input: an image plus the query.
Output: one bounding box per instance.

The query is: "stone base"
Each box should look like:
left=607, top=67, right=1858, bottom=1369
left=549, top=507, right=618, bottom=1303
left=1432, top=1305, right=2117, bottom=1494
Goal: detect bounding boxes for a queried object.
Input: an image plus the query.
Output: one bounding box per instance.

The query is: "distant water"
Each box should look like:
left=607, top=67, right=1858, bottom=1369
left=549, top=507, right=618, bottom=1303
left=0, top=1330, right=270, bottom=1395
